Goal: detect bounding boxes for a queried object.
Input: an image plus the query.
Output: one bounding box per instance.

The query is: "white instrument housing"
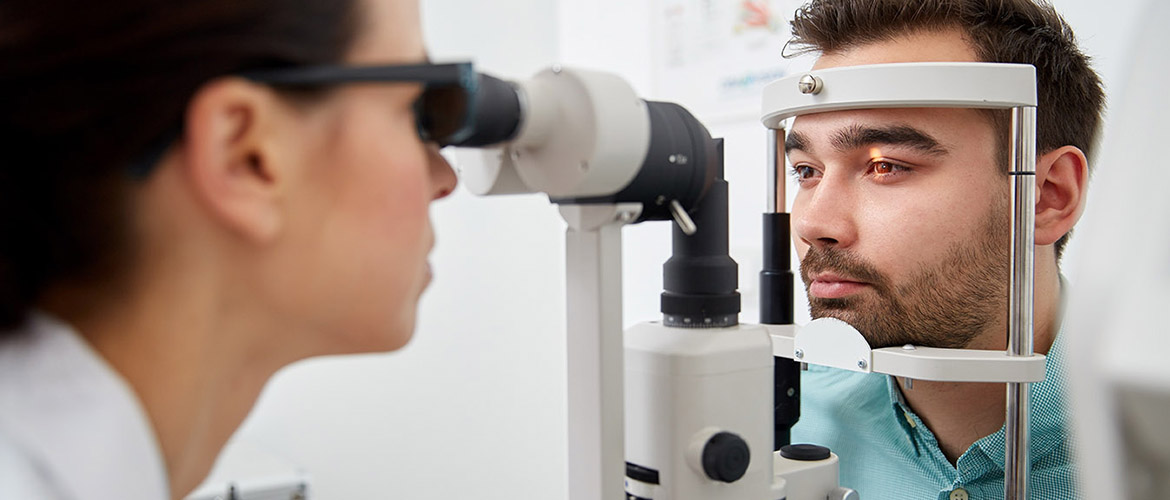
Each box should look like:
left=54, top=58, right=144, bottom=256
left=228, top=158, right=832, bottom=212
left=463, top=67, right=651, bottom=198
left=624, top=322, right=779, bottom=500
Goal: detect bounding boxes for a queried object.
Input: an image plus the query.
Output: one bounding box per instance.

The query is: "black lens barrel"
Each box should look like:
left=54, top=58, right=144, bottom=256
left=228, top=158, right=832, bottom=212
left=446, top=73, right=523, bottom=147
left=660, top=151, right=740, bottom=328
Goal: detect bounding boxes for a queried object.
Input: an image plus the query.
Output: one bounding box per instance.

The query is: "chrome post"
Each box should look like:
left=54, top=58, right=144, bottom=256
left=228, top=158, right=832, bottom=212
left=1005, top=105, right=1037, bottom=500
left=767, top=127, right=785, bottom=214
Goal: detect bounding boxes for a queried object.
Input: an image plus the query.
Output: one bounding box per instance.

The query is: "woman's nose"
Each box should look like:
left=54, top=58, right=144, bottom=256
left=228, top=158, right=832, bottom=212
left=428, top=145, right=457, bottom=200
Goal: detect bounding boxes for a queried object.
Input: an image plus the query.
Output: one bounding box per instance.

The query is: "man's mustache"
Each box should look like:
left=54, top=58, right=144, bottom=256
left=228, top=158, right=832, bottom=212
left=799, top=247, right=890, bottom=291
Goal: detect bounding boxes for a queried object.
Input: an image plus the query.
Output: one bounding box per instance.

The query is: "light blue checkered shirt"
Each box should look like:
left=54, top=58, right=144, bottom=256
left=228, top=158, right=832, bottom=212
left=791, top=329, right=1077, bottom=499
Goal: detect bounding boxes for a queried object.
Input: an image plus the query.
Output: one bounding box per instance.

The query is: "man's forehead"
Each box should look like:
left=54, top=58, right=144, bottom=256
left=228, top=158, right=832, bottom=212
left=786, top=112, right=952, bottom=158
left=788, top=27, right=993, bottom=157
left=786, top=105, right=994, bottom=153
left=812, top=27, right=979, bottom=70
left=789, top=109, right=936, bottom=141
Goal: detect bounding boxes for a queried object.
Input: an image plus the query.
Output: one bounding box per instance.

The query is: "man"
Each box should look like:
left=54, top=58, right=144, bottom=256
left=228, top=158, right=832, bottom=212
left=783, top=1, right=1104, bottom=498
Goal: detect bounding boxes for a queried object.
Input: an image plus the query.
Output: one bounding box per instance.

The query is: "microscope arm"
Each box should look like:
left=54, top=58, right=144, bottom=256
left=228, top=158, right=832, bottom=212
left=560, top=203, right=642, bottom=500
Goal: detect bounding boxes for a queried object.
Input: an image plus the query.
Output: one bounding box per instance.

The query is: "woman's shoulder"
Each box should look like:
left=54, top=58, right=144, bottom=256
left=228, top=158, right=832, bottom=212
left=0, top=428, right=70, bottom=500
left=0, top=313, right=170, bottom=500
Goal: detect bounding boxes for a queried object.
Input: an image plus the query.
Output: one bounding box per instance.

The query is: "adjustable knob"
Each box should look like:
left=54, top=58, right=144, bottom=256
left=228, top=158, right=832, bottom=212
left=701, top=432, right=750, bottom=483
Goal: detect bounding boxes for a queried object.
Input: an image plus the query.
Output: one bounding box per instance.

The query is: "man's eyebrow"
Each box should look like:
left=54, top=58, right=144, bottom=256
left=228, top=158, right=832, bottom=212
left=784, top=130, right=810, bottom=154
left=831, top=124, right=949, bottom=156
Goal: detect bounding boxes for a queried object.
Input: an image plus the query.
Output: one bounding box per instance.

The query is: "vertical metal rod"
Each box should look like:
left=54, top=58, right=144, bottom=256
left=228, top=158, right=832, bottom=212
left=1005, top=106, right=1036, bottom=500
left=766, top=128, right=786, bottom=214
left=767, top=128, right=779, bottom=214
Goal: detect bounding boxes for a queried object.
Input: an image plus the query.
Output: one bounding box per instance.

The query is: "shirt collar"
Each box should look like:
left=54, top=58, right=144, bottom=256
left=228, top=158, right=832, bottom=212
left=972, top=324, right=1070, bottom=470
left=0, top=312, right=170, bottom=500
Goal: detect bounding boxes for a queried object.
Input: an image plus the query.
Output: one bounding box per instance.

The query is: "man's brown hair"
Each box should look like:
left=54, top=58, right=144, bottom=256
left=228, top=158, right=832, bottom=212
left=786, top=0, right=1105, bottom=260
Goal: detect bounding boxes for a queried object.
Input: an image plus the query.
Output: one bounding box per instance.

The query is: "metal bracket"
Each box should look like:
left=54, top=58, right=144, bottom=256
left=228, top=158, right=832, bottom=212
left=761, top=62, right=1037, bottom=128
left=767, top=322, right=1046, bottom=383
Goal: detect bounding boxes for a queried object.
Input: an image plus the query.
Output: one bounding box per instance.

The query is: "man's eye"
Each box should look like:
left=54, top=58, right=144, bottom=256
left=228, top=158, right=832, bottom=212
left=870, top=160, right=910, bottom=177
left=790, top=165, right=820, bottom=181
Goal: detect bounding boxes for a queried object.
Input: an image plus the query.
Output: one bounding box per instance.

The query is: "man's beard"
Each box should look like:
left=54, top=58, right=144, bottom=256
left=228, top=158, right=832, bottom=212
left=799, top=201, right=1010, bottom=349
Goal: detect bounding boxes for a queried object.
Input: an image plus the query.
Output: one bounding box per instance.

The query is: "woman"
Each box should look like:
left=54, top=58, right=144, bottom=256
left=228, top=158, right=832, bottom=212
left=0, top=0, right=458, bottom=498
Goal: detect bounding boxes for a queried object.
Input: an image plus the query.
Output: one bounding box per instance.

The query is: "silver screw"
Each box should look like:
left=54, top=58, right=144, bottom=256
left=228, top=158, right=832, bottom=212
left=552, top=64, right=563, bottom=74
left=857, top=359, right=868, bottom=370
left=794, top=348, right=804, bottom=359
left=786, top=387, right=795, bottom=397
left=655, top=195, right=667, bottom=206
left=798, top=74, right=823, bottom=95
left=902, top=344, right=917, bottom=351
left=668, top=154, right=677, bottom=163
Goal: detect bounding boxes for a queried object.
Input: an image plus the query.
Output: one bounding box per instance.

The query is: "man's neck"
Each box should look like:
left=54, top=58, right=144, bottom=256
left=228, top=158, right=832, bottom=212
left=895, top=259, right=1062, bottom=464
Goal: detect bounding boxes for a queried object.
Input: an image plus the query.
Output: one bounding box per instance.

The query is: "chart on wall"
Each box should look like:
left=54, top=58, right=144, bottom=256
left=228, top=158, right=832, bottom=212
left=651, top=0, right=811, bottom=124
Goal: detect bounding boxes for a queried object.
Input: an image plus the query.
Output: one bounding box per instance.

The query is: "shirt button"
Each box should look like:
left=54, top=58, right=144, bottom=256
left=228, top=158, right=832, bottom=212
left=949, top=487, right=970, bottom=500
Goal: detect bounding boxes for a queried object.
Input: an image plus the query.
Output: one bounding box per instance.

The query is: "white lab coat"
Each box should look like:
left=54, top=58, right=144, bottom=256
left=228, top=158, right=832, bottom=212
left=0, top=312, right=169, bottom=500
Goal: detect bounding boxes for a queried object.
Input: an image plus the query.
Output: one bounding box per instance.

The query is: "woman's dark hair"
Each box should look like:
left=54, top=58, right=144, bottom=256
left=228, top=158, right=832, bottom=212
left=0, top=0, right=361, bottom=331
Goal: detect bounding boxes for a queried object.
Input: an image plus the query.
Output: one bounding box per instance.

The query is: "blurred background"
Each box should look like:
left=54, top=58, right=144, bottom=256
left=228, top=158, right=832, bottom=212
left=192, top=0, right=1158, bottom=497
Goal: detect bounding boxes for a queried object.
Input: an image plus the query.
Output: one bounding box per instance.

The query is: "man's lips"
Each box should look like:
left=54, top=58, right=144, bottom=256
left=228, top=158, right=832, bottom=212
left=807, top=272, right=869, bottom=299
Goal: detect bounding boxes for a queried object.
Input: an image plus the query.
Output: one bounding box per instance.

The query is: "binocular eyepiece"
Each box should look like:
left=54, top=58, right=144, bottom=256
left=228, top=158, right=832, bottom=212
left=444, top=74, right=525, bottom=148
left=456, top=67, right=739, bottom=329
left=452, top=69, right=720, bottom=225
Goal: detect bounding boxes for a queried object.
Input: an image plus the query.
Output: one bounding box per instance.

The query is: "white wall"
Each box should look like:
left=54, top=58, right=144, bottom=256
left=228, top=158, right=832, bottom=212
left=201, top=1, right=1151, bottom=499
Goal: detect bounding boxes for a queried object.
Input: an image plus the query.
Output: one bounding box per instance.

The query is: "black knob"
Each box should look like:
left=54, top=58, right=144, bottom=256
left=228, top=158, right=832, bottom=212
left=701, top=432, right=750, bottom=483
left=780, top=443, right=831, bottom=461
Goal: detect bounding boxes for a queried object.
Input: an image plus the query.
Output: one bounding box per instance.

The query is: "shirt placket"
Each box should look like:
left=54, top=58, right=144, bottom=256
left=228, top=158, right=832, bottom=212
left=950, top=446, right=999, bottom=500
left=897, top=402, right=969, bottom=499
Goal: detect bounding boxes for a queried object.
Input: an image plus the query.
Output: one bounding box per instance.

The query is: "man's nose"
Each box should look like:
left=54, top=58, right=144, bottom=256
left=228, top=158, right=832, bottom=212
left=793, top=177, right=857, bottom=251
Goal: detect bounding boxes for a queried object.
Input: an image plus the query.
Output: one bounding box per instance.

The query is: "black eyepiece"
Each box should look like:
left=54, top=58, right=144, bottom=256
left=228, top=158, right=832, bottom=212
left=446, top=74, right=523, bottom=147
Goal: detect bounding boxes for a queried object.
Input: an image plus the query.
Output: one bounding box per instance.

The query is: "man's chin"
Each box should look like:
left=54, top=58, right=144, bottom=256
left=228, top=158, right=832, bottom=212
left=808, top=300, right=865, bottom=327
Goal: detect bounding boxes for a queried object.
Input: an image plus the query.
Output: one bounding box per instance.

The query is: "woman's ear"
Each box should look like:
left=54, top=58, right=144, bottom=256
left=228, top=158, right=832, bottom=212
left=1034, top=145, right=1090, bottom=246
left=178, top=77, right=295, bottom=243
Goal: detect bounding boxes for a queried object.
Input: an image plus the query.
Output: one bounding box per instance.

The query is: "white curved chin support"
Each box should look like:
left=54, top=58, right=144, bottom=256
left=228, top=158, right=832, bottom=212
left=771, top=319, right=1046, bottom=384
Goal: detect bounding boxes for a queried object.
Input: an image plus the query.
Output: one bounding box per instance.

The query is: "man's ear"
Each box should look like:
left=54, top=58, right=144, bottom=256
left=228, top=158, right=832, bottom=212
left=1034, top=145, right=1089, bottom=246
left=178, top=77, right=294, bottom=243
